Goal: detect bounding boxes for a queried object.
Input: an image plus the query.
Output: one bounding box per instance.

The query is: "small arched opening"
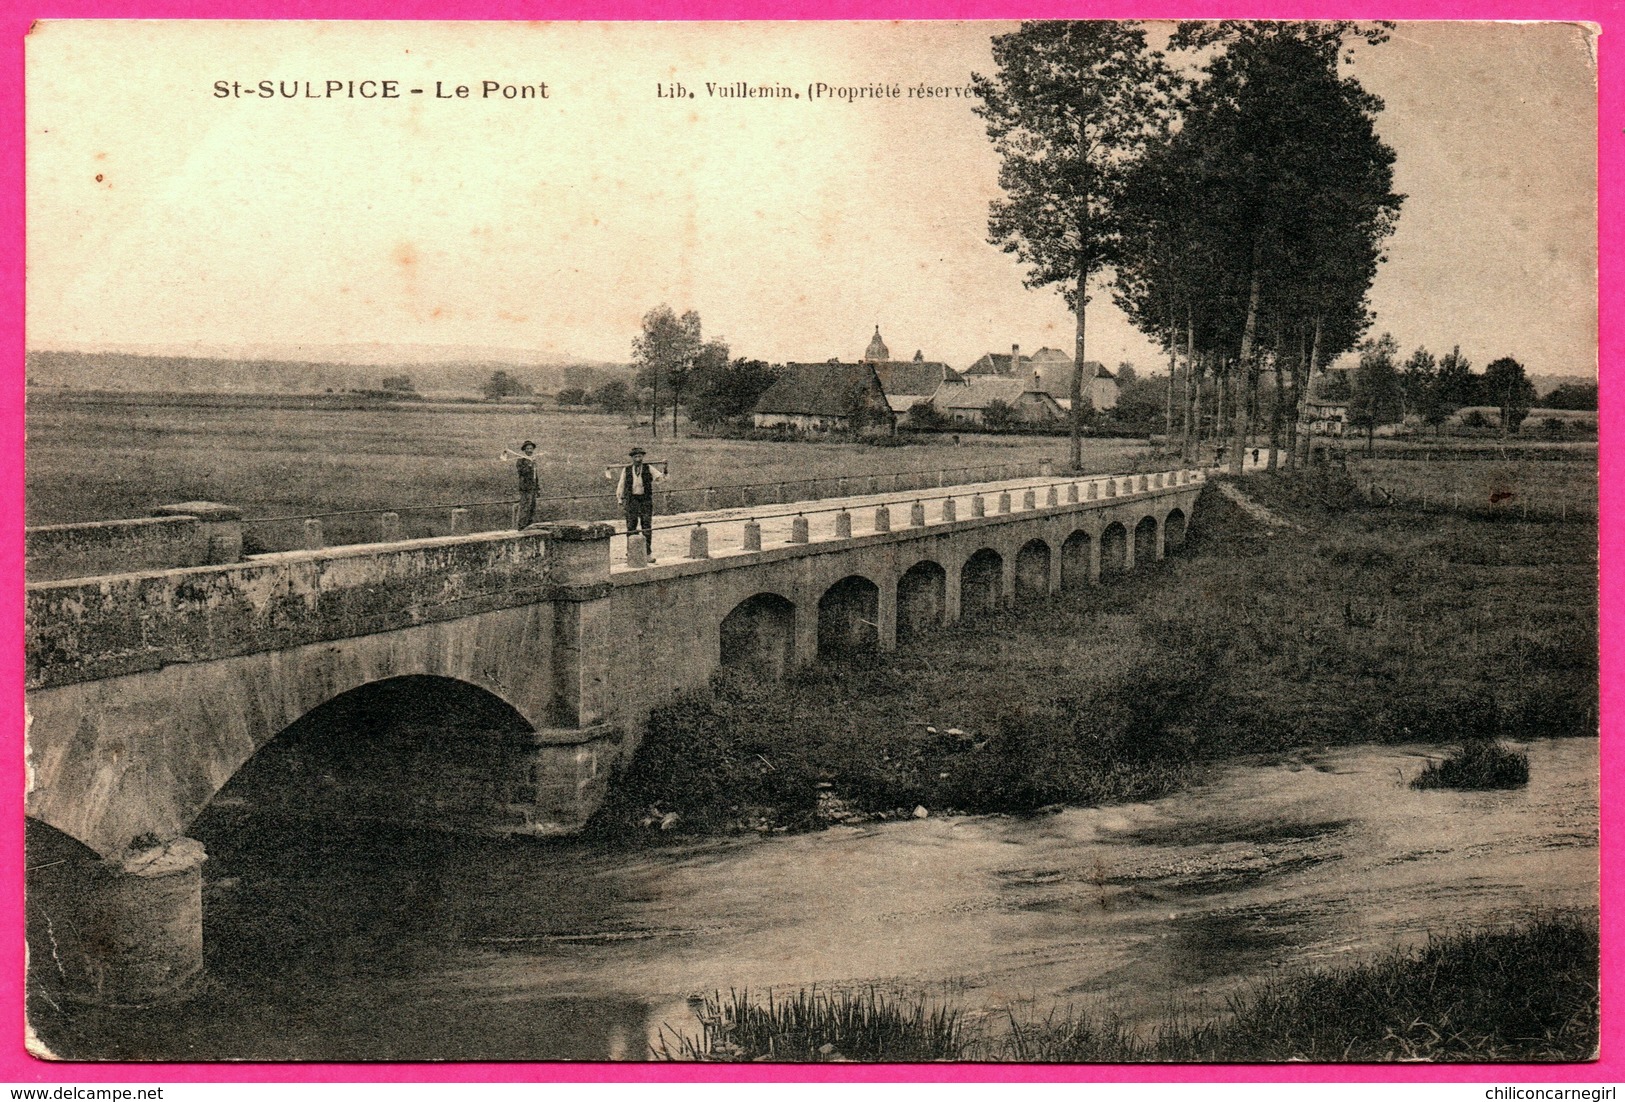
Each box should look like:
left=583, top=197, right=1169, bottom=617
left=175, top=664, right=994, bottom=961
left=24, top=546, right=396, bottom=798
left=1100, top=522, right=1128, bottom=578
left=720, top=593, right=797, bottom=681
left=1061, top=530, right=1093, bottom=591
left=960, top=548, right=1004, bottom=619
left=818, top=575, right=880, bottom=659
left=896, top=561, right=947, bottom=645
left=1164, top=508, right=1188, bottom=551
left=1134, top=515, right=1160, bottom=567
left=1014, top=538, right=1051, bottom=603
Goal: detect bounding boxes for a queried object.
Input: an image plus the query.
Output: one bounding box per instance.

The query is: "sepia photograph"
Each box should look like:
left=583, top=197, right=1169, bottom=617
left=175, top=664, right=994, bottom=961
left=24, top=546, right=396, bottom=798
left=19, top=18, right=1601, bottom=1066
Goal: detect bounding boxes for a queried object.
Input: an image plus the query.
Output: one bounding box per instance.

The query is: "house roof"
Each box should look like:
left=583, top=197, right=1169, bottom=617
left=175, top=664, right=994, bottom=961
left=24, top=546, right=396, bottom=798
left=756, top=362, right=889, bottom=418
left=933, top=376, right=1041, bottom=411
left=965, top=352, right=1026, bottom=376
left=873, top=360, right=962, bottom=398
left=1029, top=361, right=1112, bottom=398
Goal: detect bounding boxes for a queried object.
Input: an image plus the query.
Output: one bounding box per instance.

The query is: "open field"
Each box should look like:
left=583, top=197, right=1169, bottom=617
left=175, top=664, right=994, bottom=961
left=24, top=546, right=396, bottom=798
left=593, top=465, right=1598, bottom=837
left=1346, top=456, right=1596, bottom=520
left=25, top=393, right=1157, bottom=552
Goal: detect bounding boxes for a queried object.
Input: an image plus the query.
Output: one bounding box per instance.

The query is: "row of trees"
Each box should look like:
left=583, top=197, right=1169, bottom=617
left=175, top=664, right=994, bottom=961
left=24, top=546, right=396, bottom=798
left=973, top=20, right=1405, bottom=472
left=1345, top=337, right=1538, bottom=451
left=629, top=304, right=782, bottom=434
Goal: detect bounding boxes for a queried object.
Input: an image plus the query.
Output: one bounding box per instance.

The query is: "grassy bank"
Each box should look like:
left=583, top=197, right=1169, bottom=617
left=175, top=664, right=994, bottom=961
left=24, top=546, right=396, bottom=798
left=593, top=463, right=1597, bottom=838
left=661, top=916, right=1598, bottom=1062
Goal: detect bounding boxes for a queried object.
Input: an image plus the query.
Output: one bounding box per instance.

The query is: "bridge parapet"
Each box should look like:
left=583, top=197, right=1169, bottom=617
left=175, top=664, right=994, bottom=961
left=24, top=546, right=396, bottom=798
left=23, top=524, right=602, bottom=692
left=26, top=501, right=243, bottom=583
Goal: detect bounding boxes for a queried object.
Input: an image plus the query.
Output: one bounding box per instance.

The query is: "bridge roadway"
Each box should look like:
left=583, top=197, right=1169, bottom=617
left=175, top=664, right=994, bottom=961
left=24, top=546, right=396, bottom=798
left=609, top=470, right=1174, bottom=570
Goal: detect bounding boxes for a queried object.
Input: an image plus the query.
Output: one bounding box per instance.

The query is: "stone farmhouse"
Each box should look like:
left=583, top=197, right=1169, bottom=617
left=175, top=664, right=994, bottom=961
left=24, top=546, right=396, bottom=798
left=966, top=343, right=1120, bottom=412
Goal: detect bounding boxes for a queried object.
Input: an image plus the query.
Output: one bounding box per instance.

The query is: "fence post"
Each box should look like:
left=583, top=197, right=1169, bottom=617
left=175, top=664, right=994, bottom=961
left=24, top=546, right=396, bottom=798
left=449, top=507, right=470, bottom=535
left=1103, top=479, right=1116, bottom=499
left=910, top=501, right=926, bottom=527
left=790, top=515, right=809, bottom=543
left=1022, top=489, right=1036, bottom=510
left=379, top=512, right=401, bottom=542
left=874, top=505, right=891, bottom=533
left=942, top=498, right=958, bottom=523
left=997, top=491, right=1012, bottom=514
left=1067, top=483, right=1079, bottom=503
left=627, top=536, right=648, bottom=568
left=1046, top=485, right=1059, bottom=507
left=1137, top=475, right=1149, bottom=492
left=742, top=520, right=762, bottom=551
left=688, top=523, right=711, bottom=560
left=971, top=495, right=986, bottom=518
left=303, top=519, right=324, bottom=550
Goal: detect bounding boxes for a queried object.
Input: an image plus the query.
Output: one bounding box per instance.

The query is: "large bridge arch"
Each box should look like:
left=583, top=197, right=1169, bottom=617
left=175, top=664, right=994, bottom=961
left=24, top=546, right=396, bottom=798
left=24, top=610, right=556, bottom=860
left=720, top=592, right=797, bottom=680
left=817, top=574, right=881, bottom=658
left=896, top=560, right=947, bottom=645
left=959, top=548, right=1004, bottom=619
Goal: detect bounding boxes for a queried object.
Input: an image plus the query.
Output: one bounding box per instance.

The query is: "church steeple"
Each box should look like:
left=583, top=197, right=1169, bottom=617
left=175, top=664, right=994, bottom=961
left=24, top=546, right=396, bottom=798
left=863, top=325, right=890, bottom=363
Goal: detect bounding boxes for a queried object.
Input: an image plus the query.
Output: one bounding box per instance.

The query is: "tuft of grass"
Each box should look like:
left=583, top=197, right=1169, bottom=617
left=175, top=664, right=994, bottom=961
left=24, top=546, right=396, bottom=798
left=654, top=918, right=1598, bottom=1063
left=656, top=987, right=965, bottom=1062
left=1412, top=739, right=1530, bottom=790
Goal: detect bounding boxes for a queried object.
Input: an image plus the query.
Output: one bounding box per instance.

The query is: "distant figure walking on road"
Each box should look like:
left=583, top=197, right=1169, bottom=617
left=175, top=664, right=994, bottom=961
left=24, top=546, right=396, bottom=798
left=616, top=447, right=664, bottom=556
left=501, top=440, right=540, bottom=528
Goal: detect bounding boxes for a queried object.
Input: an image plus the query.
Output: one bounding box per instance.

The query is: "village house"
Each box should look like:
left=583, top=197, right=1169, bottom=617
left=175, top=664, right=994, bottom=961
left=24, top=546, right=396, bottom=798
left=964, top=343, right=1119, bottom=411
left=928, top=374, right=1065, bottom=426
left=751, top=360, right=896, bottom=435
left=873, top=353, right=965, bottom=415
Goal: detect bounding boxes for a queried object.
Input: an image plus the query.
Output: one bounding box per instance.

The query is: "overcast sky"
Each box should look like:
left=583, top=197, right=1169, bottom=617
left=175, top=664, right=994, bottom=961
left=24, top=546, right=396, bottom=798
left=27, top=20, right=1597, bottom=375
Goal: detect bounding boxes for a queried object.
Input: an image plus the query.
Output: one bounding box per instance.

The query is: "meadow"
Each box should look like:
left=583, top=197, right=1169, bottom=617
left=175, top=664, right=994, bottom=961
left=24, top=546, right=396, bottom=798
left=25, top=393, right=1154, bottom=551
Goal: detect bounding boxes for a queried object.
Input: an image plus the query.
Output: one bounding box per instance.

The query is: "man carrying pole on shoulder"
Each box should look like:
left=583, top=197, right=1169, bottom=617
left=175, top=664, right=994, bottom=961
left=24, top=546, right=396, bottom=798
left=614, top=446, right=665, bottom=559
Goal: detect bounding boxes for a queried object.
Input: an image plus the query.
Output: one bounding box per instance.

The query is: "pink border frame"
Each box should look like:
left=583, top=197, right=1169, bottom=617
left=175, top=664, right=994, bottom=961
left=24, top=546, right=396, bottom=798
left=0, top=2, right=1616, bottom=1086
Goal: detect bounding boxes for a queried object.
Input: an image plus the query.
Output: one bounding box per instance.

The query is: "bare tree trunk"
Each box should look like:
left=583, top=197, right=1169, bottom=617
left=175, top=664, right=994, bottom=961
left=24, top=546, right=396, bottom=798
left=1216, top=359, right=1228, bottom=466
left=1165, top=318, right=1177, bottom=452
left=1070, top=269, right=1088, bottom=471
left=1302, top=315, right=1322, bottom=465
left=1230, top=244, right=1262, bottom=475
left=1181, top=310, right=1196, bottom=463
left=1284, top=324, right=1304, bottom=471
left=1268, top=348, right=1284, bottom=471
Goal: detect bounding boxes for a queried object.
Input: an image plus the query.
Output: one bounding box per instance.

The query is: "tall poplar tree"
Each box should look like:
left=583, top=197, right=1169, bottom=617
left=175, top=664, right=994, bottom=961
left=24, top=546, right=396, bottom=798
left=972, top=21, right=1174, bottom=470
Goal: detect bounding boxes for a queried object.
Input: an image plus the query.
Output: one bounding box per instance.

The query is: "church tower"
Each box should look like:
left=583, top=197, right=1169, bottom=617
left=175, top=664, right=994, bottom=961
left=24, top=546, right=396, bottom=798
left=863, top=325, right=890, bottom=363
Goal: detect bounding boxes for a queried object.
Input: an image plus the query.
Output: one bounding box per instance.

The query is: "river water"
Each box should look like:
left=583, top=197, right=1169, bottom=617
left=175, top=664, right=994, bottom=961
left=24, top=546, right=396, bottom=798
left=34, top=738, right=1597, bottom=1062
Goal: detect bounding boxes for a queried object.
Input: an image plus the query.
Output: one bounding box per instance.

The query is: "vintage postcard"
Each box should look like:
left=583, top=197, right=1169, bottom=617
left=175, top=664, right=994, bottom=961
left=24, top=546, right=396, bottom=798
left=20, top=18, right=1600, bottom=1067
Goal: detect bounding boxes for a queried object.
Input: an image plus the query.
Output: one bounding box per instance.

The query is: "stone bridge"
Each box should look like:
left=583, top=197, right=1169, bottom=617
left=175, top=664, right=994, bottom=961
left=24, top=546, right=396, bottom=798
left=24, top=467, right=1206, bottom=1003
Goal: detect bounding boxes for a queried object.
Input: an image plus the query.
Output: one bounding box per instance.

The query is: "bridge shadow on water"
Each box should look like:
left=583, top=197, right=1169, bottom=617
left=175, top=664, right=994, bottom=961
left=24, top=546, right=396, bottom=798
left=27, top=676, right=669, bottom=1062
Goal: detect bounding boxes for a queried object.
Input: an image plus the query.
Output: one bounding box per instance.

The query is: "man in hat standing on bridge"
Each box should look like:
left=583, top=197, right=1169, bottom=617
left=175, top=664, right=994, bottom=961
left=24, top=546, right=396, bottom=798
left=616, top=446, right=664, bottom=557
left=499, top=440, right=541, bottom=529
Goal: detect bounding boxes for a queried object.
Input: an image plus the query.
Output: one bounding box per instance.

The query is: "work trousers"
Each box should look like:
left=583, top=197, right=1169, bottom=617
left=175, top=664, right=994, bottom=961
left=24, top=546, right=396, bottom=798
left=625, top=496, right=654, bottom=552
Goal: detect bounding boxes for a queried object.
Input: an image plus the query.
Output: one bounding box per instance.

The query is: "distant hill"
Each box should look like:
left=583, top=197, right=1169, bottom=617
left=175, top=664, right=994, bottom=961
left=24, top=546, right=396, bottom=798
left=1529, top=374, right=1595, bottom=399
left=25, top=348, right=633, bottom=397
